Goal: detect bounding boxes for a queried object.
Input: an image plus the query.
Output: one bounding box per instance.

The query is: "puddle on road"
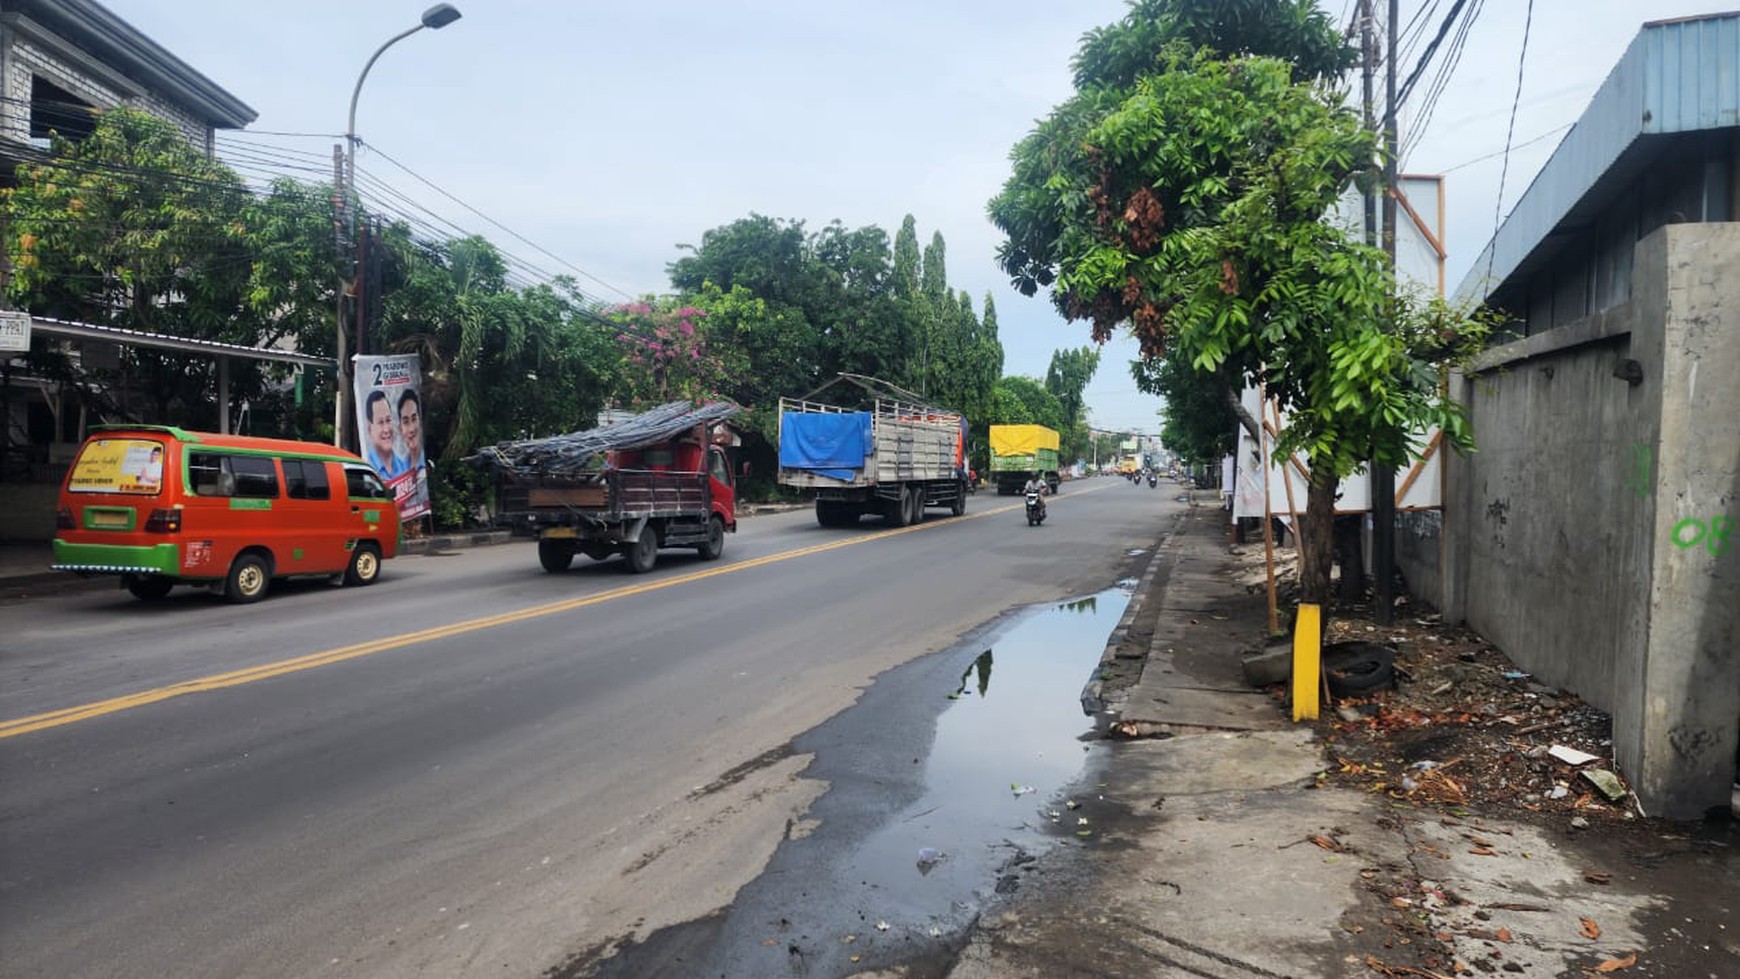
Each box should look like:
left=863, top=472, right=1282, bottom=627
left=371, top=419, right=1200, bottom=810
left=580, top=584, right=1138, bottom=978
left=841, top=584, right=1133, bottom=937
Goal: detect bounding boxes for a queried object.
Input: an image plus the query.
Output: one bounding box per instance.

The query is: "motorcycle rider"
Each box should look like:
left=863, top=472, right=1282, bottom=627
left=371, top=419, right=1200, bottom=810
left=1023, top=475, right=1048, bottom=520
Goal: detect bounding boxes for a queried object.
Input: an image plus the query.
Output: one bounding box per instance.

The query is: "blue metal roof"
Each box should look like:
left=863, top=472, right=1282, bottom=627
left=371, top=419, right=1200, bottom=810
left=1457, top=12, right=1740, bottom=302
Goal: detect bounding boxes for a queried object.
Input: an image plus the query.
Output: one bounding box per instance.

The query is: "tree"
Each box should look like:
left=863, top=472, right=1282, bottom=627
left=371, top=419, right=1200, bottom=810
left=1045, top=345, right=1101, bottom=460
left=6, top=108, right=266, bottom=428
left=991, top=376, right=1065, bottom=432
left=989, top=7, right=1486, bottom=604
left=1135, top=355, right=1236, bottom=466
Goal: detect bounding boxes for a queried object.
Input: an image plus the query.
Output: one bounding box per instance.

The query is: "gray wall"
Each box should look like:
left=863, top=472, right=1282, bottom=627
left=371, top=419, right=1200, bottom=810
left=1636, top=224, right=1740, bottom=817
left=1412, top=223, right=1739, bottom=820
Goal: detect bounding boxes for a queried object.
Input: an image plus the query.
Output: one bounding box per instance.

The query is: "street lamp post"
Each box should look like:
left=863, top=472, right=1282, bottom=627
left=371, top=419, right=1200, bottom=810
left=333, top=3, right=461, bottom=447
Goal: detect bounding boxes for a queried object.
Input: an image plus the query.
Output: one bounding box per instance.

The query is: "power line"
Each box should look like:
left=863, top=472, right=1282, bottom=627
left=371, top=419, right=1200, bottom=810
left=357, top=138, right=638, bottom=303
left=1486, top=0, right=1534, bottom=288
left=1440, top=122, right=1570, bottom=174
left=1396, top=0, right=1468, bottom=107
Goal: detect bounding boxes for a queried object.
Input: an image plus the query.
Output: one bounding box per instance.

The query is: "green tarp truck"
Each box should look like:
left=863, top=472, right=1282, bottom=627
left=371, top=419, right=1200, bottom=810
left=989, top=424, right=1061, bottom=495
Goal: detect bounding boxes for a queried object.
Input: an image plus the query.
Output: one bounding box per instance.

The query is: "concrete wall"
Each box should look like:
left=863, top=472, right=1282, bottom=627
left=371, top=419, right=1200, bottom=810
left=0, top=482, right=59, bottom=540
left=1636, top=224, right=1739, bottom=817
left=1423, top=223, right=1739, bottom=820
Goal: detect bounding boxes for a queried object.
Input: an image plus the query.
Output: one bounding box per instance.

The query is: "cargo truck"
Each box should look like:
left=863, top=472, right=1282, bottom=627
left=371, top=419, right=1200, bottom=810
left=988, top=424, right=1061, bottom=496
left=777, top=374, right=969, bottom=527
left=471, top=401, right=739, bottom=573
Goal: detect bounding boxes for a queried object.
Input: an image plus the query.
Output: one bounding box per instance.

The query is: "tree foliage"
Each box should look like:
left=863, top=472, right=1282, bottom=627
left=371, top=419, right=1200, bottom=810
left=988, top=2, right=1488, bottom=602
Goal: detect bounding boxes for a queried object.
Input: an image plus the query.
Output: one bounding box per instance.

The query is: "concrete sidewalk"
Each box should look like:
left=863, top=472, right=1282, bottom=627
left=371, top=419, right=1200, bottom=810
left=951, top=499, right=1737, bottom=978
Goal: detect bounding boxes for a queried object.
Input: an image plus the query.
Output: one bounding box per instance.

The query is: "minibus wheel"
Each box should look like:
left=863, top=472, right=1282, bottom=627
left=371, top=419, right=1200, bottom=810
left=224, top=553, right=271, bottom=604
left=345, top=543, right=383, bottom=586
left=124, top=574, right=174, bottom=601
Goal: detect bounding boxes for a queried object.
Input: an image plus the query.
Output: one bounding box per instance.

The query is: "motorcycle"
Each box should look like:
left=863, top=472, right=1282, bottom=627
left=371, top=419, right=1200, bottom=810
left=1147, top=473, right=1157, bottom=488
left=1024, top=490, right=1046, bottom=526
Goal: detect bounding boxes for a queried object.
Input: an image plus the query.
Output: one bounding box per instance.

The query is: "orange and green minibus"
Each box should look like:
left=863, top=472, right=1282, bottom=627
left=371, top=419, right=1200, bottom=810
left=53, top=426, right=400, bottom=603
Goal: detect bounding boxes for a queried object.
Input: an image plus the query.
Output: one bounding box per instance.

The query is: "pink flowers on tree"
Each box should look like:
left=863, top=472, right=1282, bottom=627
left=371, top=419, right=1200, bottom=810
left=610, top=300, right=729, bottom=406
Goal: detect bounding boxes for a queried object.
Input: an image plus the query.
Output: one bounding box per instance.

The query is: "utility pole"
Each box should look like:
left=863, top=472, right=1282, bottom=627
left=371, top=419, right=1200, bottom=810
left=332, top=144, right=350, bottom=448
left=1372, top=0, right=1400, bottom=625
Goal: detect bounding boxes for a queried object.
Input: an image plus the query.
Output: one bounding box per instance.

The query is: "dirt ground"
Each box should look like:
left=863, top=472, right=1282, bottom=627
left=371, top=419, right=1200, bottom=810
left=1210, top=542, right=1739, bottom=978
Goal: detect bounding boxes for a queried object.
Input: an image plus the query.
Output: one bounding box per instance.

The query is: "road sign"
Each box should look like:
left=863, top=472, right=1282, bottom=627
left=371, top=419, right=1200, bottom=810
left=0, top=311, right=30, bottom=352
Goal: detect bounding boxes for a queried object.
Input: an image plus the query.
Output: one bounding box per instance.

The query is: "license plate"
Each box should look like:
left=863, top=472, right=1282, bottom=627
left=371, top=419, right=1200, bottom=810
left=88, top=510, right=131, bottom=529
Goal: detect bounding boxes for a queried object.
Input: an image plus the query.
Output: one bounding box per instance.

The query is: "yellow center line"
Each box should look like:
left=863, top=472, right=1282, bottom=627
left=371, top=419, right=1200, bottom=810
left=1, top=486, right=1105, bottom=739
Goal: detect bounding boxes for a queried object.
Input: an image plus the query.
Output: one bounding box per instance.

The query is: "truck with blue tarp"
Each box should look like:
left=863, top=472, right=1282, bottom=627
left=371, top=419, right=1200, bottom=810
left=988, top=424, right=1061, bottom=496
left=777, top=374, right=969, bottom=527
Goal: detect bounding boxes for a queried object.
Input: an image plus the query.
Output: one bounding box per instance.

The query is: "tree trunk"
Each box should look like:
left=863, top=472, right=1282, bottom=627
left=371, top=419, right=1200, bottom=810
left=1224, top=387, right=1261, bottom=443
left=1300, top=468, right=1339, bottom=605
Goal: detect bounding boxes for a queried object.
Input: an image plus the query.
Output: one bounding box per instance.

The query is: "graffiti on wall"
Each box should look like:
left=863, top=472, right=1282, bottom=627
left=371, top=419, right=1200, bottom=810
left=1670, top=516, right=1732, bottom=557
left=1627, top=444, right=1652, bottom=499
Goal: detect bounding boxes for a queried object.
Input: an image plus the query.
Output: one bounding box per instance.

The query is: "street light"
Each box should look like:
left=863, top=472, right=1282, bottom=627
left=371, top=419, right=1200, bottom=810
left=333, top=4, right=462, bottom=447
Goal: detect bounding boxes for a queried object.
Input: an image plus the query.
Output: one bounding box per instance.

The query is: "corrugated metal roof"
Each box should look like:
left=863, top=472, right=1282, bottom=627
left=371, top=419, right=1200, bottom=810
left=1457, top=11, right=1739, bottom=302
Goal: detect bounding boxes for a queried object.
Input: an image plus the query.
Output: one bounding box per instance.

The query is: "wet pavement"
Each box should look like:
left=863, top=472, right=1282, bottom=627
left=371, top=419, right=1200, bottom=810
left=580, top=585, right=1137, bottom=978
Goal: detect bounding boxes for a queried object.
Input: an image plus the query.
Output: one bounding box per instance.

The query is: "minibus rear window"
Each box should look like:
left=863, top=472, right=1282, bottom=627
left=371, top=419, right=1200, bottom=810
left=67, top=438, right=166, bottom=495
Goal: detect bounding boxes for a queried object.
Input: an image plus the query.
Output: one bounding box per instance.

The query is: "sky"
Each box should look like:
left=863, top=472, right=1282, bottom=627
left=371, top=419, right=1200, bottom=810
left=102, top=0, right=1735, bottom=434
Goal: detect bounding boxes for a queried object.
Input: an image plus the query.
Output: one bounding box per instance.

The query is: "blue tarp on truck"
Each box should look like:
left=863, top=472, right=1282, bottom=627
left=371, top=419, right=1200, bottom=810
left=779, top=411, right=873, bottom=482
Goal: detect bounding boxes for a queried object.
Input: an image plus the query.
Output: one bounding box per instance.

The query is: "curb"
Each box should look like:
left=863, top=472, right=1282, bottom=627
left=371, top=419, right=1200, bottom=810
left=1079, top=505, right=1191, bottom=715
left=396, top=530, right=516, bottom=556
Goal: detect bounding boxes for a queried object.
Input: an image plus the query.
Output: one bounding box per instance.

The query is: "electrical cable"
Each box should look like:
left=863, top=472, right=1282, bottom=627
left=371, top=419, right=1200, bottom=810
left=1485, top=0, right=1534, bottom=289
left=357, top=138, right=638, bottom=302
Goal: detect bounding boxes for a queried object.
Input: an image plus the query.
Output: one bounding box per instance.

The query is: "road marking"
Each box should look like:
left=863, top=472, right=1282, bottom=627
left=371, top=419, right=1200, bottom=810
left=1, top=486, right=1107, bottom=739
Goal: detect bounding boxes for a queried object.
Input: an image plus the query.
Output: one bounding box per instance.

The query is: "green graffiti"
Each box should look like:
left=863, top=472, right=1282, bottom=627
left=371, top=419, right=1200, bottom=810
left=1671, top=516, right=1732, bottom=557
left=1626, top=444, right=1651, bottom=499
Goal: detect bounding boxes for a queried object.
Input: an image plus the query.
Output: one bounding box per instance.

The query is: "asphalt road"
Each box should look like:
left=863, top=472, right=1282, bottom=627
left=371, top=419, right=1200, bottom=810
left=0, top=477, right=1179, bottom=978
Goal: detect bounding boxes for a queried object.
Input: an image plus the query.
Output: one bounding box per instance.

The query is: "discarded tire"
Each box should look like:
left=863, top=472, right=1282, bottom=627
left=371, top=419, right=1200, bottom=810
left=1322, top=642, right=1397, bottom=697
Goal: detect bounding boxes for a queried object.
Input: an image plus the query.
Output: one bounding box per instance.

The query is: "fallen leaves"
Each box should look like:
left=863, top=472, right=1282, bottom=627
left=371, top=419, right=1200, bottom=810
left=1579, top=916, right=1602, bottom=940
left=1592, top=951, right=1636, bottom=972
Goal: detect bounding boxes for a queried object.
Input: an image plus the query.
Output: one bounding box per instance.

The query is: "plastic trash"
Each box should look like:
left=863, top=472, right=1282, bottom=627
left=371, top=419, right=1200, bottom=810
left=916, top=847, right=945, bottom=875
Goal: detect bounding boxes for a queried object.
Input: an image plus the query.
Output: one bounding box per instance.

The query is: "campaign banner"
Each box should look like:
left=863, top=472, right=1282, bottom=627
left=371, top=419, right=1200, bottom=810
left=353, top=353, right=430, bottom=520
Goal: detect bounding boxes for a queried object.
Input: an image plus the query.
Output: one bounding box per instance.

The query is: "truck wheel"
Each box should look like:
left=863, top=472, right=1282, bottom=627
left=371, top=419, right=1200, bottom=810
left=885, top=492, right=911, bottom=527
left=223, top=552, right=271, bottom=604
left=624, top=529, right=658, bottom=573
left=907, top=486, right=925, bottom=525
left=538, top=539, right=576, bottom=573
left=125, top=574, right=174, bottom=601
left=816, top=500, right=846, bottom=528
left=697, top=516, right=725, bottom=560
left=344, top=543, right=382, bottom=586
left=951, top=480, right=967, bottom=516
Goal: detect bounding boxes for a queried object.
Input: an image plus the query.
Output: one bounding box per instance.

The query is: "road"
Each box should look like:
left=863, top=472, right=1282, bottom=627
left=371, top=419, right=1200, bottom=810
left=0, top=478, right=1179, bottom=978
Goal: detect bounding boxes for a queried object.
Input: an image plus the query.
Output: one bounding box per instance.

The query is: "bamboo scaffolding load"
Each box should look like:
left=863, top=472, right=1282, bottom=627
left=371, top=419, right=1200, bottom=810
left=468, top=401, right=740, bottom=477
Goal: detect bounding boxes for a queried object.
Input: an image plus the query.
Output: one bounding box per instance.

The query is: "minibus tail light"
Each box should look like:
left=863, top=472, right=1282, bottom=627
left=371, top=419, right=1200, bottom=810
left=56, top=507, right=74, bottom=530
left=145, top=508, right=182, bottom=533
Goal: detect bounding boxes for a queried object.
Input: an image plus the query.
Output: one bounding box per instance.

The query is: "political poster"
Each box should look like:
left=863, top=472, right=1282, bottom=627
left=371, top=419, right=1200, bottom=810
left=352, top=353, right=430, bottom=520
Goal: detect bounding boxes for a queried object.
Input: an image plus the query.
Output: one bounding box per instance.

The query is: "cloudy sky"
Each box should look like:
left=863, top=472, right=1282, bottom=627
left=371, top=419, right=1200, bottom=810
left=106, top=0, right=1733, bottom=433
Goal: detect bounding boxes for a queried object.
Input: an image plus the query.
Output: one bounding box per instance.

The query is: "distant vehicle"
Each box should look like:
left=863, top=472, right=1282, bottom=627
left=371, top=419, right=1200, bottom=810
left=53, top=426, right=399, bottom=603
left=989, top=424, right=1061, bottom=496
left=473, top=402, right=738, bottom=574
left=778, top=374, right=968, bottom=527
left=1024, top=489, right=1046, bottom=526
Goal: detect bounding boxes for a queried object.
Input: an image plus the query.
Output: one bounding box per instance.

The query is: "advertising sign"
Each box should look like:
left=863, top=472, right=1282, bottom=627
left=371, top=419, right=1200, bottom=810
left=66, top=437, right=166, bottom=495
left=352, top=353, right=430, bottom=520
left=0, top=310, right=31, bottom=352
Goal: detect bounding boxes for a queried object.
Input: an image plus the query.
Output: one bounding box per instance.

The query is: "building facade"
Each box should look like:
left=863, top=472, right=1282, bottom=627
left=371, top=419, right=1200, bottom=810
left=1398, top=13, right=1738, bottom=820
left=0, top=0, right=256, bottom=538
